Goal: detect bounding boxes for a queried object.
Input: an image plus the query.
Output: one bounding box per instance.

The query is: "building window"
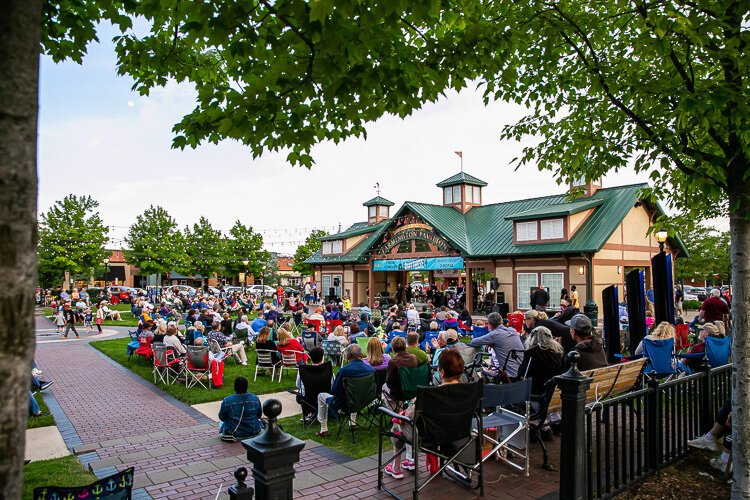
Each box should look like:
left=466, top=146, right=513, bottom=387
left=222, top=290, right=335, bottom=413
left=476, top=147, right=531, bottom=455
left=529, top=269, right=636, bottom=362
left=517, top=273, right=539, bottom=309
left=322, top=240, right=342, bottom=255
left=473, top=186, right=481, bottom=204
left=397, top=241, right=412, bottom=254
left=466, top=186, right=473, bottom=203
left=378, top=206, right=388, bottom=217
left=452, top=185, right=461, bottom=203
left=368, top=206, right=376, bottom=218
left=572, top=176, right=586, bottom=187
left=516, top=221, right=538, bottom=241
left=541, top=272, right=564, bottom=308
left=444, top=187, right=453, bottom=204
left=414, top=240, right=430, bottom=252
left=540, top=218, right=564, bottom=240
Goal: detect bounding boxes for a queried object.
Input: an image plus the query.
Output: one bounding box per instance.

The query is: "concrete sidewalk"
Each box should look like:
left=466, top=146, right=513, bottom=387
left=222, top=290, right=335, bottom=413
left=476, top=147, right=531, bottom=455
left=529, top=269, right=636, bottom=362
left=26, top=426, right=70, bottom=462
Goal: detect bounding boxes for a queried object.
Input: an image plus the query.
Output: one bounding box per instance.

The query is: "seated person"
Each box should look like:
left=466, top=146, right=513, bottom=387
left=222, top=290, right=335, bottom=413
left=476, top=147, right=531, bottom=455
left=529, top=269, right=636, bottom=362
left=101, top=301, right=122, bottom=321
left=234, top=314, right=252, bottom=340
left=207, top=320, right=248, bottom=365
left=29, top=391, right=49, bottom=419
left=470, top=312, right=525, bottom=379
left=152, top=320, right=168, bottom=344
left=218, top=377, right=263, bottom=442
left=553, top=297, right=579, bottom=324
left=140, top=321, right=156, bottom=340
left=406, top=304, right=420, bottom=327
left=384, top=337, right=418, bottom=404
left=163, top=323, right=187, bottom=356
left=634, top=321, right=676, bottom=356
left=254, top=326, right=280, bottom=364
left=405, top=331, right=429, bottom=366
left=250, top=315, right=267, bottom=336
left=457, top=308, right=472, bottom=328
left=348, top=323, right=365, bottom=342
left=567, top=314, right=608, bottom=370
left=364, top=337, right=390, bottom=371
left=277, top=328, right=308, bottom=364
left=517, top=326, right=564, bottom=394
left=316, top=344, right=374, bottom=437
left=678, top=322, right=725, bottom=374
left=356, top=313, right=376, bottom=336
left=688, top=398, right=732, bottom=472
left=296, top=347, right=331, bottom=425
left=327, top=325, right=349, bottom=345
left=384, top=349, right=465, bottom=479
left=307, top=307, right=326, bottom=324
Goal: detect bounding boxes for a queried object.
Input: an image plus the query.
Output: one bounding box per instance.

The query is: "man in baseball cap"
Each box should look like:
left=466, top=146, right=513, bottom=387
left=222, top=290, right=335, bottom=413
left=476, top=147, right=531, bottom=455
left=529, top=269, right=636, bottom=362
left=566, top=314, right=607, bottom=370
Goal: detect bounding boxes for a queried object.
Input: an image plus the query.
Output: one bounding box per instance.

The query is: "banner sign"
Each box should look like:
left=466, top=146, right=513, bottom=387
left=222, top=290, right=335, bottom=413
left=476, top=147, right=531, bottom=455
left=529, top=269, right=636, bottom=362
left=374, top=256, right=464, bottom=272
left=380, top=223, right=452, bottom=254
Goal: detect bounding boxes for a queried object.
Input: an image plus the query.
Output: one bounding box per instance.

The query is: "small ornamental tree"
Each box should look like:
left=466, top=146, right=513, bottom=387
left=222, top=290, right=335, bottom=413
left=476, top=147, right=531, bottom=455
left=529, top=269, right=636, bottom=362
left=124, top=206, right=187, bottom=285
left=183, top=216, right=225, bottom=289
left=38, top=194, right=109, bottom=288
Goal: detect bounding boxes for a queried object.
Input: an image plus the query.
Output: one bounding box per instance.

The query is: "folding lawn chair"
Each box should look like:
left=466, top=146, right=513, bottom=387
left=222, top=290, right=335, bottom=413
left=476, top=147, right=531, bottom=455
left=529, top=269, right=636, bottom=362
left=641, top=337, right=676, bottom=379
left=322, top=339, right=345, bottom=366
left=356, top=336, right=370, bottom=355
left=208, top=338, right=235, bottom=365
left=305, top=319, right=324, bottom=334
left=387, top=363, right=431, bottom=411
left=458, top=320, right=472, bottom=336
left=279, top=350, right=305, bottom=382
left=301, top=329, right=321, bottom=351
left=507, top=313, right=524, bottom=334
left=675, top=324, right=690, bottom=350
left=326, top=319, right=343, bottom=333
left=705, top=335, right=731, bottom=367
left=476, top=380, right=532, bottom=475
left=134, top=336, right=153, bottom=364
left=472, top=326, right=489, bottom=339
left=126, top=330, right=140, bottom=360
left=296, top=362, right=333, bottom=428
left=334, top=372, right=379, bottom=443
left=377, top=380, right=485, bottom=499
left=153, top=343, right=183, bottom=385
left=254, top=349, right=282, bottom=382
left=185, top=345, right=211, bottom=389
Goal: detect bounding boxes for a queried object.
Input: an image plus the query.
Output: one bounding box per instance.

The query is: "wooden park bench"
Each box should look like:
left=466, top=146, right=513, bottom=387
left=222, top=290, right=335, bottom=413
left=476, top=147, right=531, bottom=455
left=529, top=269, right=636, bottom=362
left=532, top=357, right=648, bottom=470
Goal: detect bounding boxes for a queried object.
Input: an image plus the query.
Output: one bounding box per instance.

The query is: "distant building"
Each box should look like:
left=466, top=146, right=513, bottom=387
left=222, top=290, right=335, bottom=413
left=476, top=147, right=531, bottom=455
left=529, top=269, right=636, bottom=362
left=276, top=256, right=305, bottom=287
left=305, top=172, right=687, bottom=313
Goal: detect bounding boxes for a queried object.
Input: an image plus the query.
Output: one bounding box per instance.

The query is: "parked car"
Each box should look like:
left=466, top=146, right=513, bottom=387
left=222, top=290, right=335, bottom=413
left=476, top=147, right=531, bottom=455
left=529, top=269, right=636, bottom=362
left=107, top=286, right=133, bottom=304
left=224, top=286, right=246, bottom=296
left=683, top=292, right=699, bottom=301
left=207, top=286, right=221, bottom=296
left=172, top=285, right=197, bottom=296
left=248, top=284, right=276, bottom=298
left=694, top=288, right=708, bottom=301
left=284, top=286, right=300, bottom=297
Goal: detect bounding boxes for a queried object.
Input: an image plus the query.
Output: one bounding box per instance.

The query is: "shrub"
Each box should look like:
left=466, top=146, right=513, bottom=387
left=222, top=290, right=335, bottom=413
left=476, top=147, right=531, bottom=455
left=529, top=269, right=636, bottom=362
left=683, top=300, right=701, bottom=310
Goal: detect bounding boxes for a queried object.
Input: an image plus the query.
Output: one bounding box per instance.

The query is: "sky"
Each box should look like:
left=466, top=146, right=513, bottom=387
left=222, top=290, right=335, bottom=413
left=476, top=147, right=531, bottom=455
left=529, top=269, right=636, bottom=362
left=38, top=23, right=701, bottom=256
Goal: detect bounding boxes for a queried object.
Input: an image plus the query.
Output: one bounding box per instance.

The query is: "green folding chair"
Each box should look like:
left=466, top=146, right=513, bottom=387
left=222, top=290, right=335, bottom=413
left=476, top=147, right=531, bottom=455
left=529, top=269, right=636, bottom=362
left=356, top=336, right=370, bottom=355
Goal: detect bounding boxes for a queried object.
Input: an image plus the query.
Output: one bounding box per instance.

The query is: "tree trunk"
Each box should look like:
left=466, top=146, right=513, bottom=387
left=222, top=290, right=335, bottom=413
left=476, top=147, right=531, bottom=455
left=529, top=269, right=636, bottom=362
left=730, top=184, right=750, bottom=498
left=0, top=1, right=42, bottom=497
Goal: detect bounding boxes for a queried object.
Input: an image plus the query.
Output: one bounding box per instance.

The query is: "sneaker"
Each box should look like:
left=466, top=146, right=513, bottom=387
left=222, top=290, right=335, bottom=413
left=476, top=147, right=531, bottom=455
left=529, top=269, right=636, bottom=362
left=39, top=380, right=55, bottom=391
left=32, top=368, right=42, bottom=377
left=710, top=458, right=731, bottom=473
left=401, top=459, right=416, bottom=471
left=385, top=464, right=404, bottom=479
left=688, top=434, right=720, bottom=452
left=220, top=434, right=236, bottom=443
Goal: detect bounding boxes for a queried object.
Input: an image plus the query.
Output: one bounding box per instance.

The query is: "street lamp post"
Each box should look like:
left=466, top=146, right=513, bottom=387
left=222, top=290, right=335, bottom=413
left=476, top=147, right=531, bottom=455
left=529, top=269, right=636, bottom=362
left=103, top=257, right=110, bottom=286
left=656, top=228, right=668, bottom=253
left=242, top=259, right=249, bottom=289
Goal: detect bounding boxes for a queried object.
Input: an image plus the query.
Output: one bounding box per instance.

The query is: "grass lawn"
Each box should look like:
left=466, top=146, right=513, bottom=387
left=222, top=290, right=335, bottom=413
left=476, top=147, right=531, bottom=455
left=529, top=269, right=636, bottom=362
left=91, top=337, right=298, bottom=405
left=27, top=394, right=55, bottom=429
left=24, top=455, right=97, bottom=500
left=278, top=412, right=385, bottom=460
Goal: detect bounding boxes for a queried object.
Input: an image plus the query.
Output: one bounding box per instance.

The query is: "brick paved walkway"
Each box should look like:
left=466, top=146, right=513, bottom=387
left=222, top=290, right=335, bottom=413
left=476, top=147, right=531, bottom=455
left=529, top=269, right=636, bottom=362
left=35, top=314, right=561, bottom=499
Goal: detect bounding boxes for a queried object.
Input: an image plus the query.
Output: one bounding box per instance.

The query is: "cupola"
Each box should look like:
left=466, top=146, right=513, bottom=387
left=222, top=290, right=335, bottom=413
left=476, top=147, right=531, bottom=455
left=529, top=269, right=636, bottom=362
left=570, top=174, right=602, bottom=197
left=436, top=172, right=487, bottom=213
left=363, top=196, right=394, bottom=225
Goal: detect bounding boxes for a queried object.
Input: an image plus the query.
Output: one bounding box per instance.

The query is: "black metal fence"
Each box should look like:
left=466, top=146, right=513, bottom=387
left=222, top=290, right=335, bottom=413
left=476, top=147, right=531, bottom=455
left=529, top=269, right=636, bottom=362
left=559, top=364, right=732, bottom=500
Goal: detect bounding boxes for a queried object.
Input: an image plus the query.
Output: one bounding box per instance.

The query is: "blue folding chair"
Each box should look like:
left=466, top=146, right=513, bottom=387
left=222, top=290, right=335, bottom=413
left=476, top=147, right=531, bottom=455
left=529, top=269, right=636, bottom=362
left=642, top=338, right=676, bottom=379
left=126, top=330, right=140, bottom=360
left=705, top=336, right=731, bottom=367
left=472, top=326, right=489, bottom=339
left=420, top=330, right=440, bottom=351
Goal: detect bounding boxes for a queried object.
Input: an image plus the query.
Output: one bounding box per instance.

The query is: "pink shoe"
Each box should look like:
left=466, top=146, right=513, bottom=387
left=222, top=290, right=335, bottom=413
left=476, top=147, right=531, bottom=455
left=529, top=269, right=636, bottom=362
left=385, top=464, right=403, bottom=479
left=401, top=459, right=415, bottom=471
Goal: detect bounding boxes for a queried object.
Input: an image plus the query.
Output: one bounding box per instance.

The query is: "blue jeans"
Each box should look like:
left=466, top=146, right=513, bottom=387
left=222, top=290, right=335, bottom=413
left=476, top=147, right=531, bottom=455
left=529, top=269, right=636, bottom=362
left=29, top=392, right=40, bottom=416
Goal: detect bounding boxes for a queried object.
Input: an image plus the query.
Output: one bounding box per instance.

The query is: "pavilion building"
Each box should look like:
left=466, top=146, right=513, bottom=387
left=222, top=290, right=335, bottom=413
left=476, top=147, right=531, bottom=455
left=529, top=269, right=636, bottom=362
left=304, top=172, right=686, bottom=313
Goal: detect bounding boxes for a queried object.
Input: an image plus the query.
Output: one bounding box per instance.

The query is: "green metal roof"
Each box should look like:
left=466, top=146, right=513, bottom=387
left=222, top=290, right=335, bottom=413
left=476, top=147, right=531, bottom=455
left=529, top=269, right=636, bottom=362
left=363, top=196, right=395, bottom=207
left=505, top=198, right=604, bottom=221
left=435, top=172, right=488, bottom=188
left=305, top=183, right=689, bottom=264
left=319, top=220, right=388, bottom=242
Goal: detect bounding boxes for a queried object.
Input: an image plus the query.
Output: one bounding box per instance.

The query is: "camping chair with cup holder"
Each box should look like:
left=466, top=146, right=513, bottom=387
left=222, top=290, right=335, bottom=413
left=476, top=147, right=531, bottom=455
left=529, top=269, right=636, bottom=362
left=295, top=361, right=334, bottom=428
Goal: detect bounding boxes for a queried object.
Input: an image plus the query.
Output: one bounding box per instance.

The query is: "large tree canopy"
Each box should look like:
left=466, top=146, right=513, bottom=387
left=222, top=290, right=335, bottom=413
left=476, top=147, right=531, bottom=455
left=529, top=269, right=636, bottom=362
left=0, top=0, right=742, bottom=497
left=293, top=229, right=328, bottom=277
left=124, top=206, right=188, bottom=279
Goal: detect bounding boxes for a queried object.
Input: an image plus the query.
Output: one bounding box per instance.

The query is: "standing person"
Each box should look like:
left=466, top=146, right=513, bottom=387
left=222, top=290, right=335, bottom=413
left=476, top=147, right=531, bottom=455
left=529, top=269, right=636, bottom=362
left=84, top=308, right=93, bottom=333
left=54, top=309, right=65, bottom=333
left=532, top=284, right=550, bottom=312
left=396, top=283, right=405, bottom=305
left=94, top=303, right=104, bottom=334
left=304, top=282, right=312, bottom=304
left=570, top=285, right=579, bottom=309
left=62, top=302, right=79, bottom=338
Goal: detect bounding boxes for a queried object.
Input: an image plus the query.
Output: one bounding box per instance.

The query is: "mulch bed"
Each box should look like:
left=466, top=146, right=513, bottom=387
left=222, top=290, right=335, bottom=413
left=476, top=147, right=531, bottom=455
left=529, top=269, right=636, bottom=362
left=618, top=450, right=730, bottom=499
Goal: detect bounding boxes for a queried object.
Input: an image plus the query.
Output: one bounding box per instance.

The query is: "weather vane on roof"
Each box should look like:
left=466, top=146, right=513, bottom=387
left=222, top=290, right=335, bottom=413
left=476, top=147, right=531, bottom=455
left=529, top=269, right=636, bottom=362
left=374, top=182, right=381, bottom=196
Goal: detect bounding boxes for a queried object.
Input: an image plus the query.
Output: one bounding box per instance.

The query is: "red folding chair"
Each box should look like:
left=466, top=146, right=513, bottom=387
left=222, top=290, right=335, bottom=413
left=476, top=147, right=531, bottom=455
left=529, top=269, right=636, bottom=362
left=675, top=324, right=690, bottom=350
left=153, top=344, right=183, bottom=385
left=458, top=320, right=472, bottom=336
left=305, top=319, right=324, bottom=334
left=135, top=336, right=153, bottom=363
left=326, top=319, right=343, bottom=333
left=507, top=313, right=524, bottom=334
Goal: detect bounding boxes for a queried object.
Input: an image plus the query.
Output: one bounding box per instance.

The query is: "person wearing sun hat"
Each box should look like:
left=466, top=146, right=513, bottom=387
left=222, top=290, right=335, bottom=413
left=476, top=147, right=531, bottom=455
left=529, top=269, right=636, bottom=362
left=565, top=314, right=608, bottom=370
